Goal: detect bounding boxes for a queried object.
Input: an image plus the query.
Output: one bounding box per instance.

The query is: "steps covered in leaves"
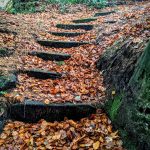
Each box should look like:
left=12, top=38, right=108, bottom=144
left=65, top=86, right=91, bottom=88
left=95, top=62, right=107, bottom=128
left=49, top=31, right=86, bottom=37
left=56, top=24, right=94, bottom=31
left=9, top=100, right=96, bottom=122
left=37, top=39, right=90, bottom=48
left=28, top=51, right=71, bottom=61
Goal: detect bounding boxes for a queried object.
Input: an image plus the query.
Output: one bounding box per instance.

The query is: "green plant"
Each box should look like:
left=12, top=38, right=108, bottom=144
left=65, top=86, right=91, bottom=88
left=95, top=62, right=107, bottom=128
left=55, top=61, right=65, bottom=66
left=108, top=95, right=122, bottom=121
left=40, top=5, right=46, bottom=12
left=0, top=91, right=7, bottom=96
left=8, top=0, right=109, bottom=14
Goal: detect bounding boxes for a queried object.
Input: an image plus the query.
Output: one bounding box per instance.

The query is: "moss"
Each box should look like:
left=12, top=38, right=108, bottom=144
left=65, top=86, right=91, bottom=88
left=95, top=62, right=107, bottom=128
left=5, top=0, right=15, bottom=13
left=120, top=42, right=150, bottom=149
left=100, top=38, right=150, bottom=149
left=105, top=94, right=123, bottom=121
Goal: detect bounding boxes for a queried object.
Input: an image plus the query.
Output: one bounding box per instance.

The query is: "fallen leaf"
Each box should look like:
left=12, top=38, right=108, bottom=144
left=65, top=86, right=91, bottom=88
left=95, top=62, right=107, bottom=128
left=93, top=141, right=100, bottom=150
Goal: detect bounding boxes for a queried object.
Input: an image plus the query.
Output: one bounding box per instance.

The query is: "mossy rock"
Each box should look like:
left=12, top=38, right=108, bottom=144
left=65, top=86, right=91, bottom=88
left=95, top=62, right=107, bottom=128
left=8, top=100, right=96, bottom=122
left=37, top=39, right=90, bottom=48
left=56, top=24, right=94, bottom=31
left=104, top=20, right=117, bottom=24
left=72, top=18, right=97, bottom=23
left=97, top=38, right=150, bottom=150
left=0, top=28, right=17, bottom=35
left=94, top=11, right=115, bottom=17
left=0, top=48, right=14, bottom=57
left=0, top=74, right=17, bottom=91
left=105, top=1, right=126, bottom=7
left=0, top=0, right=12, bottom=10
left=49, top=31, right=86, bottom=37
left=28, top=51, right=71, bottom=61
left=0, top=101, right=7, bottom=133
left=19, top=69, right=62, bottom=79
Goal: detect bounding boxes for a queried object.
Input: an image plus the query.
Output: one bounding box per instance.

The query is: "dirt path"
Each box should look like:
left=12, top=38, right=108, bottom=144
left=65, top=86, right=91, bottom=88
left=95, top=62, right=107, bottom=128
left=1, top=4, right=145, bottom=104
left=0, top=2, right=149, bottom=149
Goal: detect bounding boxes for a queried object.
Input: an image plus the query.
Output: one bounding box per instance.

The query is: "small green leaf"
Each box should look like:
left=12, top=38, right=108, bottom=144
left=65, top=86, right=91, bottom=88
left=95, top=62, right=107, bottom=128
left=55, top=61, right=65, bottom=66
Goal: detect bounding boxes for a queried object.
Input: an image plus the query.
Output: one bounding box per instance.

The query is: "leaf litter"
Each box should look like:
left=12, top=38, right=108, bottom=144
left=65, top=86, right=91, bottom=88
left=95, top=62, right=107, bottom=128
left=0, top=2, right=149, bottom=149
left=0, top=112, right=124, bottom=149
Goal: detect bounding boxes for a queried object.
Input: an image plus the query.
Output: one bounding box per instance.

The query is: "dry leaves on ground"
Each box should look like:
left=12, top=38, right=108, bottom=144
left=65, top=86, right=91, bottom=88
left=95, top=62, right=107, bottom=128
left=0, top=113, right=124, bottom=150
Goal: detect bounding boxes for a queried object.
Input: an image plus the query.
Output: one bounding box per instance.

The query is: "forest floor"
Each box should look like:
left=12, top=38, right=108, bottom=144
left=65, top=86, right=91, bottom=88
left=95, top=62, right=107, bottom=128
left=0, top=2, right=149, bottom=149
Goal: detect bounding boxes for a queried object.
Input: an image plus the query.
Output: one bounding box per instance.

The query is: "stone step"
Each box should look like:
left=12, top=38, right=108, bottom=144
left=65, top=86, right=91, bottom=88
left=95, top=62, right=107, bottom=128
left=49, top=31, right=86, bottom=37
left=28, top=51, right=71, bottom=61
left=19, top=69, right=62, bottom=79
left=94, top=11, right=115, bottom=17
left=0, top=74, right=17, bottom=91
left=0, top=28, right=17, bottom=35
left=56, top=24, right=94, bottom=31
left=95, top=2, right=126, bottom=8
left=37, top=39, right=90, bottom=48
left=104, top=20, right=117, bottom=24
left=0, top=101, right=7, bottom=133
left=105, top=1, right=126, bottom=7
left=72, top=17, right=97, bottom=23
left=8, top=100, right=97, bottom=122
left=0, top=48, right=14, bottom=57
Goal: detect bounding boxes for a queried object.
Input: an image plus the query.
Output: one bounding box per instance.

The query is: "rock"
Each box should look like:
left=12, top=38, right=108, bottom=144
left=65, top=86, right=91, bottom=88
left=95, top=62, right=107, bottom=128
left=94, top=11, right=115, bottom=17
left=105, top=2, right=126, bottom=7
left=49, top=31, right=86, bottom=37
left=0, top=121, right=4, bottom=133
left=0, top=101, right=8, bottom=133
left=97, top=37, right=150, bottom=150
left=19, top=69, right=62, bottom=79
left=37, top=39, right=90, bottom=48
left=104, top=21, right=117, bottom=24
left=9, top=100, right=96, bottom=122
left=72, top=18, right=97, bottom=23
left=0, top=0, right=10, bottom=10
left=56, top=24, right=94, bottom=31
left=0, top=48, right=14, bottom=57
left=94, top=2, right=126, bottom=9
left=0, top=74, right=17, bottom=91
left=0, top=28, right=17, bottom=35
left=28, top=51, right=71, bottom=61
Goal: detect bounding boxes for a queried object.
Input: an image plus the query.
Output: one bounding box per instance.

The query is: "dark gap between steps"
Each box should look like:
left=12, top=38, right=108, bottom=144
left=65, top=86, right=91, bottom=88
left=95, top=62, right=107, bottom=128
left=19, top=69, right=62, bottom=79
left=56, top=24, right=94, bottom=31
left=28, top=51, right=71, bottom=61
left=37, top=40, right=90, bottom=48
left=72, top=18, right=97, bottom=23
left=49, top=31, right=86, bottom=37
left=8, top=100, right=97, bottom=123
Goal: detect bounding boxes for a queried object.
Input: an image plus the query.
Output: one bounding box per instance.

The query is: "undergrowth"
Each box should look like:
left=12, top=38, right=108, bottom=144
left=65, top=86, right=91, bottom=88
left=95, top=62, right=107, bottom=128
left=7, top=0, right=108, bottom=14
left=108, top=95, right=122, bottom=121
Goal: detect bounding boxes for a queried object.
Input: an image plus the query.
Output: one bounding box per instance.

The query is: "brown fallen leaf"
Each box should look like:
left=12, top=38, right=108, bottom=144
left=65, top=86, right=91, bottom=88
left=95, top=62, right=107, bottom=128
left=93, top=141, right=100, bottom=150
